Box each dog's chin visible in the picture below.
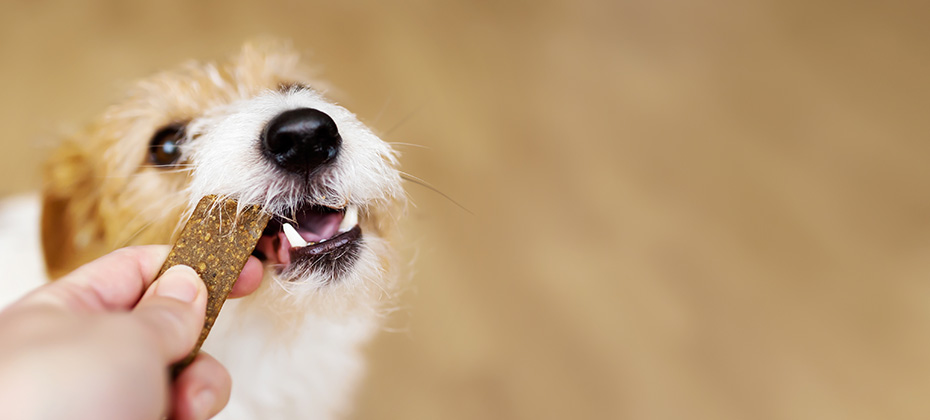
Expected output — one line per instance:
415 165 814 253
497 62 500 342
253 202 364 284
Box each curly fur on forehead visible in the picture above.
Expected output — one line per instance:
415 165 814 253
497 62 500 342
122 41 308 116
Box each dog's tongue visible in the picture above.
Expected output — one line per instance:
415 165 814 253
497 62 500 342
296 211 343 243
254 211 345 267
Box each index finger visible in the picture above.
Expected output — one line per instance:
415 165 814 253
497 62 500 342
50 245 171 310
27 245 262 312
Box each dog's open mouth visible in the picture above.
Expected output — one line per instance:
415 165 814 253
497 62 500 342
253 204 362 276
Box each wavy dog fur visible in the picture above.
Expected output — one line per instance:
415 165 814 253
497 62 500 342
36 41 405 419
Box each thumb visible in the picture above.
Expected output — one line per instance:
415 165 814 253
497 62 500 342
132 265 207 362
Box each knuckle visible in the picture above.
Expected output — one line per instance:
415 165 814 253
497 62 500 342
109 246 141 260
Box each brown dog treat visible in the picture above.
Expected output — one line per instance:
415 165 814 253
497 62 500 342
159 194 270 376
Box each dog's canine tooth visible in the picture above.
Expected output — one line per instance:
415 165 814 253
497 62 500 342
338 205 358 233
282 222 308 247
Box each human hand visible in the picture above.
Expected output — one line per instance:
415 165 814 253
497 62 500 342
0 245 264 420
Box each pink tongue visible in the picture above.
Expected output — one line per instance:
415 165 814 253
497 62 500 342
296 211 343 243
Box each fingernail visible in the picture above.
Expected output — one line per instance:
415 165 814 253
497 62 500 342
192 388 216 419
155 265 201 303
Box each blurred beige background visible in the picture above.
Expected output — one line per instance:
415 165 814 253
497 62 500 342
3 0 930 418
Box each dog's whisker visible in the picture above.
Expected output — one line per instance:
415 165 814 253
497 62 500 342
115 219 159 248
138 164 197 170
401 189 419 209
114 200 189 247
372 95 393 126
99 167 195 179
398 171 472 215
387 142 430 149
367 267 391 298
384 102 427 137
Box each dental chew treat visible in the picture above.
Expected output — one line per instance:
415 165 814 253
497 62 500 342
159 195 270 376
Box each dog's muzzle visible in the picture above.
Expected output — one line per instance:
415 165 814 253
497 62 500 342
253 107 362 281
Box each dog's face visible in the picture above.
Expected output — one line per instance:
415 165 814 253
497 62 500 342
42 42 403 313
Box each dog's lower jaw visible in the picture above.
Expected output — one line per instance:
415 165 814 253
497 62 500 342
205 293 380 420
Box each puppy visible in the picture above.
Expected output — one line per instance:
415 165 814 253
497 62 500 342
0 41 404 419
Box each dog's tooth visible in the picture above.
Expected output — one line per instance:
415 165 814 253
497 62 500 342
282 222 308 247
338 205 359 232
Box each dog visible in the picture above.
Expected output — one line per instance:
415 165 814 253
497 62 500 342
0 41 405 419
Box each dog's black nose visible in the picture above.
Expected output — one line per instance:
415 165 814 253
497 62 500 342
262 108 341 174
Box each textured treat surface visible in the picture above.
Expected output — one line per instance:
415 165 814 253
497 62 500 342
159 195 270 373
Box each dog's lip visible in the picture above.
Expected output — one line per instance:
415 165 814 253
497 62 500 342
252 204 361 269
290 225 361 257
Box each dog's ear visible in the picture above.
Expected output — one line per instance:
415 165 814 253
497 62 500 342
41 139 104 279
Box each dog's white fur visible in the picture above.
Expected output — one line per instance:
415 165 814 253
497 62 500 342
187 87 402 214
0 42 404 420
0 196 44 309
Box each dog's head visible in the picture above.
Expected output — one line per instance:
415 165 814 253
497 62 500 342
42 41 403 314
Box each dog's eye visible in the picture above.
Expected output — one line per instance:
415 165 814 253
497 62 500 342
149 125 185 166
